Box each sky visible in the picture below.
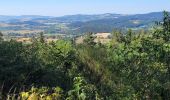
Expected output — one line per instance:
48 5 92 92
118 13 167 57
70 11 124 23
0 0 170 16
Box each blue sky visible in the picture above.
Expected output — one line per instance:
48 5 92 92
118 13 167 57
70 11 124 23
0 0 169 16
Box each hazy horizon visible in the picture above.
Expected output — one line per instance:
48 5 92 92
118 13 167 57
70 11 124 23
0 11 169 17
0 0 170 16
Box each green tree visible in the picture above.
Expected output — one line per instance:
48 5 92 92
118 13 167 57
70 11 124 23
39 32 45 43
83 32 96 46
0 31 3 41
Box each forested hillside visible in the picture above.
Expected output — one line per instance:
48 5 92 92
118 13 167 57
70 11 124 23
0 11 170 100
69 12 163 33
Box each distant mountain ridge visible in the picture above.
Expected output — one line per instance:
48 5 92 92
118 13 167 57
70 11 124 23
0 12 168 34
53 13 122 22
0 15 52 22
68 12 164 33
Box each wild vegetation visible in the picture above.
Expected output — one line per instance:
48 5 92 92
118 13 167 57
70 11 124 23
0 11 170 100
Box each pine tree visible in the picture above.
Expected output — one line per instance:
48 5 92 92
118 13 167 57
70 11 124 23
39 32 45 43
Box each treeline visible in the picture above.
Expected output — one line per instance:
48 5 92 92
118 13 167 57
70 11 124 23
0 11 170 100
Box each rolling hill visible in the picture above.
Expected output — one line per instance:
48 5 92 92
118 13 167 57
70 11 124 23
0 12 166 35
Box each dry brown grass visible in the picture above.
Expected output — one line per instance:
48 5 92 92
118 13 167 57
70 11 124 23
75 33 111 44
95 33 111 39
16 38 31 43
75 36 84 44
46 38 58 43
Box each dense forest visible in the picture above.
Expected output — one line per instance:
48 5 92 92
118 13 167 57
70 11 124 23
0 11 170 100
